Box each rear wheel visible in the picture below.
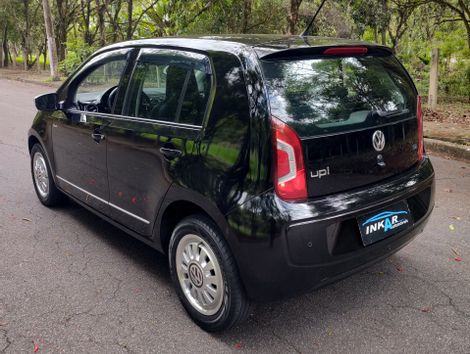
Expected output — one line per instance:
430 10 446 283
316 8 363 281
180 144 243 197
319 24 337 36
30 143 64 206
169 215 249 332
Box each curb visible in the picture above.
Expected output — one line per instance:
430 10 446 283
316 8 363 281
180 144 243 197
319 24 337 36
425 138 470 162
0 75 62 88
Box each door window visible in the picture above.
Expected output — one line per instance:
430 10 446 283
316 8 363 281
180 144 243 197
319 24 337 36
70 51 129 113
126 49 211 126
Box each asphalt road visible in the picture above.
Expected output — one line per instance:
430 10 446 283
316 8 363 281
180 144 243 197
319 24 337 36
0 79 469 354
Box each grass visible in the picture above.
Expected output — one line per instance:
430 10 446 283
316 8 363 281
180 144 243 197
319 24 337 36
14 54 50 67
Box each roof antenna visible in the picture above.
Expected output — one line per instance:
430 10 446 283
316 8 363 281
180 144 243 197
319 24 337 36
300 0 328 37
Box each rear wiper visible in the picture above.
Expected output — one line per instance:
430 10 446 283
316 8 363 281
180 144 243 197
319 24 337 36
370 109 410 118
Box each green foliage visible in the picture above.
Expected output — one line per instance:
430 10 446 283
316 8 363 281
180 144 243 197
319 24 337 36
58 37 99 75
1 0 468 99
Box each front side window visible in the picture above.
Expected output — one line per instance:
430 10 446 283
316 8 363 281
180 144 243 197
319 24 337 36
71 51 129 113
126 49 211 126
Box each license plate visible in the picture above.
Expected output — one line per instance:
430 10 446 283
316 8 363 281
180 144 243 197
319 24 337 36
357 201 412 246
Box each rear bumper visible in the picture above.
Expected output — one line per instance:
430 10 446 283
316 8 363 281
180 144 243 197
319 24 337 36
226 157 435 302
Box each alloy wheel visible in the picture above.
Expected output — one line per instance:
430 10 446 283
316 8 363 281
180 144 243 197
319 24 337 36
33 152 49 199
175 233 224 316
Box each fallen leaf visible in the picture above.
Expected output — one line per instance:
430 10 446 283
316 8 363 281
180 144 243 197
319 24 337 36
449 224 455 231
454 256 462 262
22 217 32 222
33 343 39 352
233 342 242 349
421 307 431 313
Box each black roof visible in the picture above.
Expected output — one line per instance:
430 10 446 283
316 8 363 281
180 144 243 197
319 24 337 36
97 34 392 58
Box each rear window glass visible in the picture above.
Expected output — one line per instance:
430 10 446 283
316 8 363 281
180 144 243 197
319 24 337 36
261 55 416 137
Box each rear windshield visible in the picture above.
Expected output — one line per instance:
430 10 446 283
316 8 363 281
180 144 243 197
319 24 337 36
261 55 416 137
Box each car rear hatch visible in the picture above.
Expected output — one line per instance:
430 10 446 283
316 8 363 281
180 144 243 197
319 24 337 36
259 45 421 198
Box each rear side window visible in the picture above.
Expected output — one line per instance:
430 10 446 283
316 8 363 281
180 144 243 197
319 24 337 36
125 48 212 126
261 55 416 136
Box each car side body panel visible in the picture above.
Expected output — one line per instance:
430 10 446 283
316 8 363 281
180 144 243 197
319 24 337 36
28 35 436 302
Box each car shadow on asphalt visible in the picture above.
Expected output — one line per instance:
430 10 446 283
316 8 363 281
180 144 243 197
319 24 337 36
57 197 407 346
58 198 172 284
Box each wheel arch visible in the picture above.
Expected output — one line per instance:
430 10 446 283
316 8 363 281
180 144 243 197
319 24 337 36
155 186 233 255
28 135 41 153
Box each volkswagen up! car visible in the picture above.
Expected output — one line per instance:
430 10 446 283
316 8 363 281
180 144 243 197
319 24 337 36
29 35 435 331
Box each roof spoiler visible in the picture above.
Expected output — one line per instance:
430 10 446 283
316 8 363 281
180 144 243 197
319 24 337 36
259 45 393 60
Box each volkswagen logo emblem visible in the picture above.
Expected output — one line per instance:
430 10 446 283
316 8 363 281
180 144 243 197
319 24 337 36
372 130 386 152
189 263 204 288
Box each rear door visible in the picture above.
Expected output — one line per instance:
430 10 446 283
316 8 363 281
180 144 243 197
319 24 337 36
261 50 419 197
52 49 132 213
106 48 212 235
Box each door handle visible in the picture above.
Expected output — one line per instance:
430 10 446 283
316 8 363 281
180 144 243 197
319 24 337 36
91 130 105 143
160 147 182 160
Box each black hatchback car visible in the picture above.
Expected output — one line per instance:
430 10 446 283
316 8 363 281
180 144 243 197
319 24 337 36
29 35 435 331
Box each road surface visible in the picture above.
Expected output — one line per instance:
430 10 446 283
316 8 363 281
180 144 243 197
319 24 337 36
0 79 469 353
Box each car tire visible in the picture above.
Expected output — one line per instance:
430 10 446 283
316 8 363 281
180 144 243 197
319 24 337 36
169 214 250 332
30 143 64 206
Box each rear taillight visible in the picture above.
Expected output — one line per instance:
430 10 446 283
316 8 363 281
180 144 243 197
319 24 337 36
417 96 424 160
271 116 307 201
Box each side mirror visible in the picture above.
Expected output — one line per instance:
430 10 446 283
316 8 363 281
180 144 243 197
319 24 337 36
35 93 58 111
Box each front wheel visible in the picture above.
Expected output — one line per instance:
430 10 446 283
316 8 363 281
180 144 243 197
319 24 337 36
30 143 64 206
169 215 250 332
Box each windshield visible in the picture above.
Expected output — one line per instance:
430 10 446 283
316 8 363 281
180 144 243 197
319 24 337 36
261 55 416 137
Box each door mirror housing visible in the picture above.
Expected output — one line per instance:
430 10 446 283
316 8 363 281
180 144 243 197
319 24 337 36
35 93 59 111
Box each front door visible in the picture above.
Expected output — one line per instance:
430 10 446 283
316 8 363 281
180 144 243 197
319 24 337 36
106 48 212 235
52 49 132 214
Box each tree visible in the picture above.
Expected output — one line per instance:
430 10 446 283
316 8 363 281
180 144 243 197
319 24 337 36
431 0 470 50
387 0 420 50
287 0 303 34
41 0 59 79
1 23 8 67
54 0 79 61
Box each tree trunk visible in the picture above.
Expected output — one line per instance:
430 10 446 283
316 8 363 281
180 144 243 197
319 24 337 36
380 0 388 45
96 0 106 46
287 0 302 35
1 24 7 67
428 48 439 111
11 46 18 67
82 0 94 46
43 37 47 70
242 0 252 33
22 47 28 70
54 0 68 62
462 13 470 51
37 50 42 71
22 0 30 70
41 0 60 80
381 29 386 45
127 0 133 39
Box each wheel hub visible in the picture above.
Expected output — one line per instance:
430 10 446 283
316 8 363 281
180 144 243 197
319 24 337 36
175 234 224 316
188 263 204 288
